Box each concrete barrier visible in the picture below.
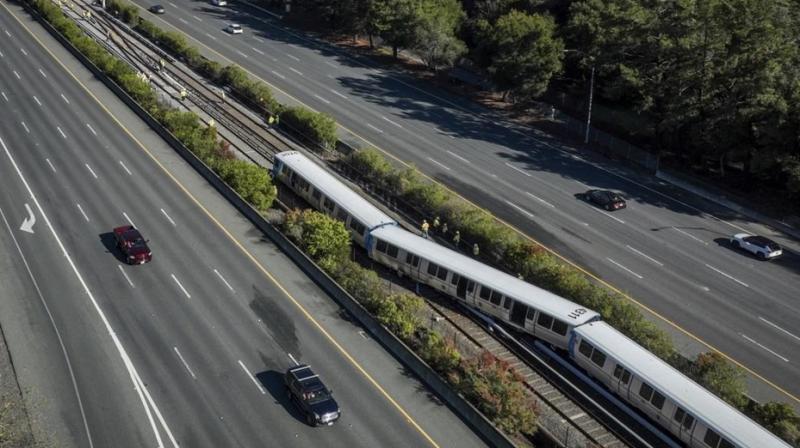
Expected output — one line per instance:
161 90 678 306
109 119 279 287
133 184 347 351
29 7 517 447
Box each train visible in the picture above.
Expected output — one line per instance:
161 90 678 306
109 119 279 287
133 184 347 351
272 151 789 448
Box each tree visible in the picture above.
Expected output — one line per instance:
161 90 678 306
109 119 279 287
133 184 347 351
748 402 800 445
413 0 467 70
688 352 747 408
285 209 351 262
486 10 564 101
380 0 420 58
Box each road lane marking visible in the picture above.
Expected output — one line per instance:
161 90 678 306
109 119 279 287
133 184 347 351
286 53 300 61
236 49 249 59
20 47 27 56
60 93 69 104
238 360 266 394
287 353 299 366
85 163 98 179
122 211 135 227
607 258 643 279
382 116 403 129
174 347 197 379
446 150 471 164
13 70 20 79
39 68 47 78
168 1 176 6
253 37 264 43
525 192 555 208
192 15 202 21
117 265 134 287
427 157 451 171
204 32 217 41
4 30 10 37
86 123 97 135
76 203 90 222
0 50 3 57
178 17 188 24
45 158 56 173
160 208 176 226
625 245 664 266
33 95 41 105
171 274 191 299
1 91 7 101
366 123 384 134
57 126 66 139
213 268 234 292
505 162 532 177
741 334 789 362
313 94 330 105
288 67 303 76
270 70 285 79
759 317 800 342
672 226 708 245
20 121 29 133
251 46 264 55
505 200 534 218
329 89 347 99
589 206 626 224
705 264 749 288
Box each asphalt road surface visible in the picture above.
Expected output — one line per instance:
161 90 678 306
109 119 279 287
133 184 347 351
0 4 488 447
121 0 800 405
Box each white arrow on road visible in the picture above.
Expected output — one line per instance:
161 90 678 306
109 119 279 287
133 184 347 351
20 203 35 233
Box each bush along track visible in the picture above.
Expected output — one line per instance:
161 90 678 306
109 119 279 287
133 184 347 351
43 0 800 443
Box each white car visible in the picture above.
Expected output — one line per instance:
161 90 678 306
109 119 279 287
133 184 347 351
730 233 782 259
225 24 243 34
211 0 226 5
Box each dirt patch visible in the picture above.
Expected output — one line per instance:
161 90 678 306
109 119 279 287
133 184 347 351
0 325 34 448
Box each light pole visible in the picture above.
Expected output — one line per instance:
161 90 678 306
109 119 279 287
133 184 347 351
564 49 596 145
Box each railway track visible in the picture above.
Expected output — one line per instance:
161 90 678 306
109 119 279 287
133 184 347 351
51 5 669 446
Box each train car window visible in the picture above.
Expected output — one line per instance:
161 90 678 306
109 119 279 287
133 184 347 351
552 319 568 335
387 244 399 258
590 349 606 367
479 286 491 300
349 219 365 235
682 414 695 430
427 262 439 276
288 169 295 181
323 196 334 210
376 240 388 253
621 370 631 384
578 340 594 358
502 297 512 310
451 273 460 285
526 307 537 321
639 383 654 401
406 253 420 267
537 313 554 329
718 439 734 448
490 290 503 306
467 280 475 292
336 208 348 222
703 429 721 447
650 391 665 410
436 267 448 281
613 364 623 379
311 188 322 200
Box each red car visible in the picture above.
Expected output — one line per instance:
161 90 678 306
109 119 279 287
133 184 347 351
113 225 152 264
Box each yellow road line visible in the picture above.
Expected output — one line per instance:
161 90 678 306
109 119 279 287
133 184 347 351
2 3 442 444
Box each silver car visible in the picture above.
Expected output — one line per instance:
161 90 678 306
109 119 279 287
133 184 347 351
730 233 782 259
225 24 243 34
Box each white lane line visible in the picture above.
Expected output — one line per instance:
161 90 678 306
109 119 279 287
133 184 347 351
122 212 135 227
741 334 789 362
366 123 384 134
505 200 534 218
117 265 134 287
313 94 330 105
324 61 336 68
704 264 749 288
85 164 99 179
192 15 202 21
168 1 177 7
0 50 3 57
505 162 532 177
45 158 56 173
118 160 132 175
4 30 11 37
381 116 403 129
60 93 70 104
86 123 97 136
446 150 471 164
607 258 644 279
20 122 29 133
160 208 176 226
759 317 800 342
625 245 664 266
287 353 300 366
238 360 266 394
251 47 264 55
20 48 27 56
39 68 47 78
286 53 300 62
288 67 303 76
672 227 708 245
13 70 20 80
1 92 7 102
270 57 278 63
178 17 188 24
171 274 191 299
525 192 555 208
329 89 347 99
589 207 625 224
76 203 90 222
236 50 249 59
427 157 451 171
270 70 285 80
204 32 217 41
33 95 41 106
174 347 197 379
253 37 265 43
213 269 234 292
57 127 67 139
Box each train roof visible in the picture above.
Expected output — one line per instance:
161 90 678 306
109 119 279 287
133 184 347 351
370 226 600 325
574 321 790 448
275 151 397 230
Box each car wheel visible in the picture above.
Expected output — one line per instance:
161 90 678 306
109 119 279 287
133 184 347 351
306 413 316 426
757 251 766 260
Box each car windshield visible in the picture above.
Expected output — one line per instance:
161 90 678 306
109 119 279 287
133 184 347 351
746 236 779 250
305 388 331 404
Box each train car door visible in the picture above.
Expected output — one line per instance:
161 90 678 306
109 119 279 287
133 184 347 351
456 276 468 299
510 301 528 326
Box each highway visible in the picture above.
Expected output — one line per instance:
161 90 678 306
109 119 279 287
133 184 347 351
120 0 800 404
0 4 488 447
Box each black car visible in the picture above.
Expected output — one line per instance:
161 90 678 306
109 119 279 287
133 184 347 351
581 189 627 211
148 4 165 13
285 364 340 426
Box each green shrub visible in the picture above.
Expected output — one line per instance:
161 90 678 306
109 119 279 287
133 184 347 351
210 159 277 211
418 329 461 372
280 106 338 150
748 402 800 446
375 294 423 340
283 209 350 261
688 352 747 408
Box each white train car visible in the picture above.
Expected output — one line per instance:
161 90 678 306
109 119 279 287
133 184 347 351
368 225 600 348
272 151 397 246
571 321 790 448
